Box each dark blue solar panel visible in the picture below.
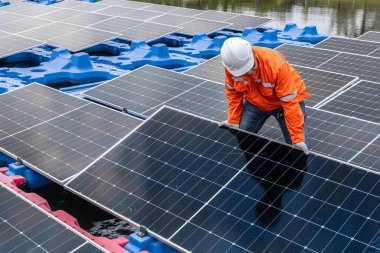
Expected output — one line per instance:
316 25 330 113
0 184 103 253
66 107 380 253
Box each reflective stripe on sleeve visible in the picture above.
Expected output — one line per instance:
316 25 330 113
280 91 298 102
262 82 275 87
231 77 244 81
225 82 235 90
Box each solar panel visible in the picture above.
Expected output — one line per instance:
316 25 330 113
164 81 228 122
94 6 135 17
65 106 269 251
82 65 206 117
46 28 119 52
0 17 50 34
64 12 112 27
15 5 60 17
1 1 32 12
317 53 380 83
90 17 141 33
166 7 205 17
0 35 43 60
319 80 380 123
0 12 27 25
314 36 380 55
293 65 358 107
369 48 380 58
118 0 152 9
122 9 163 21
66 106 380 253
0 83 142 183
177 18 231 35
357 31 380 43
277 44 340 68
19 22 83 41
193 10 238 22
185 55 227 83
0 30 10 38
64 2 108 13
141 4 179 13
260 107 380 166
38 8 86 21
0 184 106 253
74 243 106 253
119 22 181 42
350 135 380 172
225 14 273 31
149 14 194 26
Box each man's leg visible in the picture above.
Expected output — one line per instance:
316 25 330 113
239 100 271 133
275 101 308 145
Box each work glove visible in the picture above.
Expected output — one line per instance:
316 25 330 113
218 120 239 129
294 142 309 155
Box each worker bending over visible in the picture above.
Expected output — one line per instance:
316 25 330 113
219 38 311 155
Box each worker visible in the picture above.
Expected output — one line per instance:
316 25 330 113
219 38 311 155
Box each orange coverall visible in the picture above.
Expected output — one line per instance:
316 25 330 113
224 46 311 144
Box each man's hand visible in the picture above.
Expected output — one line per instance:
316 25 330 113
218 120 239 129
294 142 309 155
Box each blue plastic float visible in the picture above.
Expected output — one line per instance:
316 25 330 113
0 1 10 6
92 41 205 71
2 48 125 85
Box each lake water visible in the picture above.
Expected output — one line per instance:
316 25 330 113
136 0 380 37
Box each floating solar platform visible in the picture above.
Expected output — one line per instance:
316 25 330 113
317 53 380 83
64 12 111 27
0 183 106 253
166 7 205 17
357 31 380 43
314 36 380 55
14 4 60 17
82 65 206 117
0 83 142 184
119 22 181 42
38 8 87 22
185 55 225 84
319 80 380 123
122 9 163 21
66 106 380 253
141 3 178 13
260 107 380 168
46 28 119 52
277 44 340 68
94 6 135 17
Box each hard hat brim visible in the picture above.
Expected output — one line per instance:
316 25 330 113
226 55 255 77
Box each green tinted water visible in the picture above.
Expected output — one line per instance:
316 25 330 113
136 0 380 37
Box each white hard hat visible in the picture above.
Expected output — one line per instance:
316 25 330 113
220 38 254 77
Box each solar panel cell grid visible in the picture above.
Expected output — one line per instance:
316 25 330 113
351 135 380 171
120 22 181 42
193 10 238 22
314 37 380 55
90 17 141 33
358 31 380 43
0 17 51 34
0 184 104 253
317 53 380 83
320 80 380 123
122 9 163 21
185 55 225 83
177 19 231 35
277 44 340 68
19 22 83 41
225 15 273 31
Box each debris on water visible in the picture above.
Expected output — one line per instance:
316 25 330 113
88 218 137 238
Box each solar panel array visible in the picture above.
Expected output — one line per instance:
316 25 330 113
0 0 272 52
314 36 380 55
0 83 142 184
0 183 106 253
66 107 380 253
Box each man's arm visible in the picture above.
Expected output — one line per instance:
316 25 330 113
224 70 244 125
275 64 305 144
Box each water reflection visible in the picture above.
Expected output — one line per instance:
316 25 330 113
136 0 380 37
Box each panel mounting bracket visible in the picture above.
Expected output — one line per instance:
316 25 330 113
137 225 147 237
15 158 23 166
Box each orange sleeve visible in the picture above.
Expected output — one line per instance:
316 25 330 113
275 64 305 144
225 70 244 124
